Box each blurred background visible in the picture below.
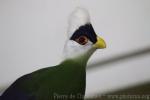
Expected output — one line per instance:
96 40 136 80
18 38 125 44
0 0 150 99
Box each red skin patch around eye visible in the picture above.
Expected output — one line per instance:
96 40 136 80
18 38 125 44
76 36 88 45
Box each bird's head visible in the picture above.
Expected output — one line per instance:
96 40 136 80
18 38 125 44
63 7 106 63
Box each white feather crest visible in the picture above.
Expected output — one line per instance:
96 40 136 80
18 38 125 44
67 7 91 38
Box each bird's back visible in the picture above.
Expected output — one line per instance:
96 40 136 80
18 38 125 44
1 60 86 100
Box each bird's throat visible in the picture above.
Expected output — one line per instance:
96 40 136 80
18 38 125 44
62 47 96 66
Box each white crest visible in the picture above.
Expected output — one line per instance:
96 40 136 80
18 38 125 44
67 7 91 38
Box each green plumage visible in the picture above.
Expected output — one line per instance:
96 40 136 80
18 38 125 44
9 59 86 100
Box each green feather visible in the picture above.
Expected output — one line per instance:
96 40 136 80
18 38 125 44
15 59 86 100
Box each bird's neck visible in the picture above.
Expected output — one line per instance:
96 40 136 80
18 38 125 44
61 48 96 66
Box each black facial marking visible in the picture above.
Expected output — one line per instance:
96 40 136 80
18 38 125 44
70 24 97 43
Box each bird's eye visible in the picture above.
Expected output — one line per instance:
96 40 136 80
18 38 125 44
75 36 88 45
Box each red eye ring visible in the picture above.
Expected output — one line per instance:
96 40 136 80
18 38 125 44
75 36 88 45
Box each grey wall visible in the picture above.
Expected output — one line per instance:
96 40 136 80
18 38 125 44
0 0 150 96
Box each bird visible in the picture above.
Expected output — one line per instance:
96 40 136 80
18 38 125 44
0 7 106 100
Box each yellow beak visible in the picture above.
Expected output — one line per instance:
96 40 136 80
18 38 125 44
93 37 106 49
